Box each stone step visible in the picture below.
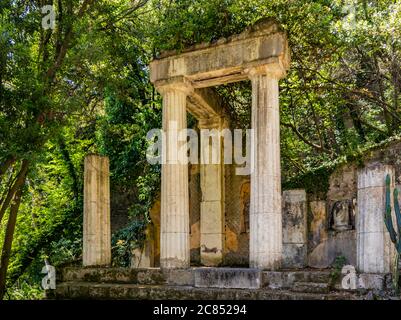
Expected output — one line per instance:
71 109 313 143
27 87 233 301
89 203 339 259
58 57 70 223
292 282 330 294
60 267 196 286
195 268 261 289
307 271 332 283
61 267 333 288
263 270 332 289
60 267 167 285
51 282 358 300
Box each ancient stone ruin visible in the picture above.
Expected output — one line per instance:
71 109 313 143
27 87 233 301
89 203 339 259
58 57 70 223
53 19 398 300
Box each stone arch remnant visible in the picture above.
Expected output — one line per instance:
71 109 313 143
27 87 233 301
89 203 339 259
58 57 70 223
149 18 290 270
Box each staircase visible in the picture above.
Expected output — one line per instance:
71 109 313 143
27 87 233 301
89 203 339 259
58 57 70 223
50 267 361 300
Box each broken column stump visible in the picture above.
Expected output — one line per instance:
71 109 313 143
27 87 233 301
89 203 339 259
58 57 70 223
83 155 111 267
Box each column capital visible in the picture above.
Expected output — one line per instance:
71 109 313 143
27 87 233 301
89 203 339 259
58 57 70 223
245 61 287 80
154 76 194 96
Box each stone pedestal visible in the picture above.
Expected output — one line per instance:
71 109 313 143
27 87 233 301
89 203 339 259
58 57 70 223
159 85 191 269
282 190 307 268
357 163 395 273
83 155 111 266
249 72 282 270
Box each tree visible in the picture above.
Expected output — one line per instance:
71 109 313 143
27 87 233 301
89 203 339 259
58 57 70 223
0 0 149 299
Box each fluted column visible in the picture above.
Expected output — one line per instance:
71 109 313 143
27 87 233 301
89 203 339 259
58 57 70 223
357 163 395 273
248 67 283 270
83 155 111 266
159 83 192 268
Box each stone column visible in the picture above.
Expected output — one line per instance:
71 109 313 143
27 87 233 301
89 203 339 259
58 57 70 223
199 117 225 266
282 190 307 268
248 67 283 270
83 155 111 266
159 82 192 268
357 163 395 273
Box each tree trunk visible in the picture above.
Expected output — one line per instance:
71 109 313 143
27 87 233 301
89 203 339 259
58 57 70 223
0 160 29 224
347 103 366 143
58 138 80 199
0 156 15 182
0 182 25 300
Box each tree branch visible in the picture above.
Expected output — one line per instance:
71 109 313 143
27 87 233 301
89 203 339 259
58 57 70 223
281 121 330 153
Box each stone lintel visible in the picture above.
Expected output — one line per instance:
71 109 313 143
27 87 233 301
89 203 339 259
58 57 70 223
150 19 290 88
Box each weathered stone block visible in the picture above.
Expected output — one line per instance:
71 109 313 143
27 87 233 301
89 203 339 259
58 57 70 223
262 271 294 289
308 230 356 268
358 273 385 290
200 165 222 201
194 268 261 289
283 244 307 269
282 190 307 268
165 269 195 286
200 202 223 234
309 201 328 249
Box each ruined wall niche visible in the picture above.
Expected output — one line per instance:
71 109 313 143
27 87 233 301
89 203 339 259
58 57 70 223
328 199 355 231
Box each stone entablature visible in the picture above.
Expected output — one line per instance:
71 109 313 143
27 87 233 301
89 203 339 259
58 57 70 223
150 18 290 89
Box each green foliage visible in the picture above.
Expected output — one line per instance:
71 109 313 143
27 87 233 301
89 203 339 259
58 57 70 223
111 220 148 267
4 281 44 301
329 255 348 285
283 164 337 197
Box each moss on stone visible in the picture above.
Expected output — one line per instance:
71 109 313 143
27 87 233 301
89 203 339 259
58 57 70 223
283 137 401 198
283 165 337 198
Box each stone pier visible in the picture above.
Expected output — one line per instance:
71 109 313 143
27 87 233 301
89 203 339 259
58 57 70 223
357 163 395 273
282 190 307 268
83 155 111 266
199 117 225 266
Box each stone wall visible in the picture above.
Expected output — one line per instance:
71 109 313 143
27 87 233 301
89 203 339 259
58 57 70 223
223 166 250 266
306 139 401 269
129 139 401 269
308 164 357 268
